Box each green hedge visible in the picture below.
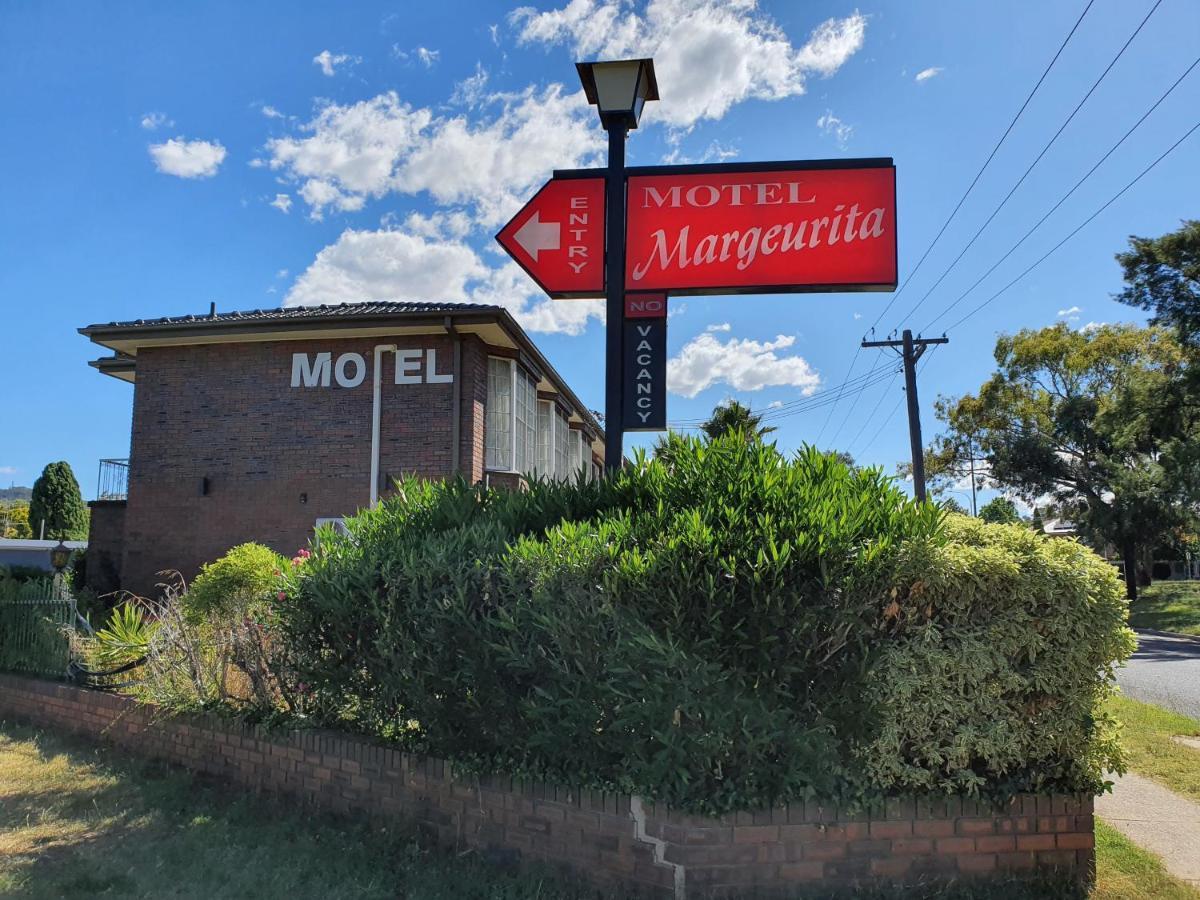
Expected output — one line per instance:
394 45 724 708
280 435 1132 814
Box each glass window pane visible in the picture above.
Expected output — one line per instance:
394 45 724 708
554 409 570 480
514 369 536 475
486 358 513 470
536 401 553 477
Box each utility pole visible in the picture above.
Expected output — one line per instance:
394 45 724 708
862 329 948 502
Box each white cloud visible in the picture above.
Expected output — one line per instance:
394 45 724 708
270 193 293 213
667 332 820 398
0 466 16 475
915 66 942 82
1057 305 1082 317
451 64 490 107
705 322 731 332
661 138 738 165
767 400 783 409
262 105 285 119
140 111 172 131
284 228 604 336
817 109 852 148
489 23 500 45
313 50 357 76
276 268 289 279
265 86 601 225
1081 321 1108 333
148 137 227 178
510 2 866 128
416 46 440 67
853 312 863 320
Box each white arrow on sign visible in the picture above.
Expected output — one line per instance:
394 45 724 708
513 212 560 261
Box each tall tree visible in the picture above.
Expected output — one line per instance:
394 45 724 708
28 461 88 540
922 323 1190 600
700 400 776 442
1116 220 1200 344
978 497 1021 525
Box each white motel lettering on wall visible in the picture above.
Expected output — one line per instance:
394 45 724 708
290 350 453 389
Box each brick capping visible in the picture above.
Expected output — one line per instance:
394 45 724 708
0 674 1095 899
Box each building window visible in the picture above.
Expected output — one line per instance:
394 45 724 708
488 356 540 474
554 408 570 480
536 400 554 478
514 367 537 475
486 358 513 470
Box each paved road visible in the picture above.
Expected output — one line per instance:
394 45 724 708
1117 630 1200 721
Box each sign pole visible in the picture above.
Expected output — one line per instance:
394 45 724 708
603 124 626 472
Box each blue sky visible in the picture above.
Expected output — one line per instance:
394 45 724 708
2 0 1198 507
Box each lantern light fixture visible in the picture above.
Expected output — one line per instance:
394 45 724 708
575 58 659 130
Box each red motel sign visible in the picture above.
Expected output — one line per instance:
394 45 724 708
624 162 896 295
495 176 606 299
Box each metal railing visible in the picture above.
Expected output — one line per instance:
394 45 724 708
0 577 75 677
97 458 129 501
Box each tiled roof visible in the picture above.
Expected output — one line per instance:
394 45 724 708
83 301 501 331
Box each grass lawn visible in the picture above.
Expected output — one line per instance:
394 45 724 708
1127 581 1200 635
1107 695 1200 803
1093 820 1200 900
0 721 594 900
3 720 1198 900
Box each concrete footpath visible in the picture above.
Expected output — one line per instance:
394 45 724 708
1095 771 1200 886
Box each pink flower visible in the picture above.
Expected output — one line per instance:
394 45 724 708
277 591 287 601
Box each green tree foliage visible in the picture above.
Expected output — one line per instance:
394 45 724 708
979 497 1021 525
699 399 776 441
1116 219 1200 345
1 501 31 538
27 462 88 541
184 542 286 623
280 436 1131 813
922 323 1189 599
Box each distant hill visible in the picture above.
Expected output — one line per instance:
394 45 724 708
0 486 32 502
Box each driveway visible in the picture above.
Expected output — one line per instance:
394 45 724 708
1116 630 1200 721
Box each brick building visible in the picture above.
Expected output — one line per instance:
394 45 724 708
81 302 603 596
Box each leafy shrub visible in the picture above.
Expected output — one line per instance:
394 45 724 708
274 436 1134 814
94 600 158 667
119 547 304 715
184 543 284 623
857 516 1134 796
283 438 949 812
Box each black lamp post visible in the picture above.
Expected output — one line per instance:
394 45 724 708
50 540 72 573
575 58 659 472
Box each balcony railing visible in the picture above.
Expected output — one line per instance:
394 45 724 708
96 459 129 501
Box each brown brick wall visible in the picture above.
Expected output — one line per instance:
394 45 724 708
120 334 484 595
0 674 1095 899
85 500 126 595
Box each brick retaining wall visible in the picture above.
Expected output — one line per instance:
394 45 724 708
0 674 1094 898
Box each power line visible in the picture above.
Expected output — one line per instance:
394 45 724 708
861 331 949 500
921 53 1200 331
667 361 900 429
865 0 1096 334
815 0 1095 445
941 117 1200 332
858 345 943 459
895 0 1164 329
669 360 898 424
846 370 900 454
